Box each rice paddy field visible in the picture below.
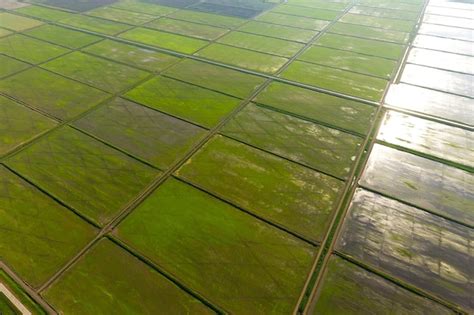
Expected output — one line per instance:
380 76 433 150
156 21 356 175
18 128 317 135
0 0 472 314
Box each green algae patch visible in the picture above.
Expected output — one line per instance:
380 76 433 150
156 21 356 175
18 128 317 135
316 33 405 60
281 61 388 102
256 12 329 30
360 144 474 227
0 55 29 79
217 31 304 58
0 270 46 314
222 104 363 179
147 18 228 40
271 5 339 20
238 21 316 43
125 76 241 128
119 27 209 54
299 46 397 79
84 39 180 72
87 6 156 25
42 52 150 93
43 239 213 315
378 110 474 169
74 98 206 169
0 34 69 64
337 189 473 312
311 256 453 314
164 59 265 99
0 96 57 156
116 178 316 313
24 24 101 49
0 68 109 120
196 43 288 74
176 135 344 241
0 166 96 288
255 82 376 135
340 13 416 32
329 22 410 44
5 127 159 226
169 9 245 28
60 15 132 35
14 5 74 21
0 12 43 31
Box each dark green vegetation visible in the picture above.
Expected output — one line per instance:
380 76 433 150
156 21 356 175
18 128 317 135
311 256 452 314
116 178 316 313
0 0 471 314
43 239 212 314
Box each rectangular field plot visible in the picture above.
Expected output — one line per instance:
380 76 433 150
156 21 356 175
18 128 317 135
256 12 329 30
116 178 316 313
337 189 473 312
119 27 209 54
28 0 118 12
163 59 265 99
238 21 317 43
221 104 363 179
59 15 132 35
0 55 29 79
0 34 69 64
125 76 241 127
5 127 159 226
299 46 398 79
74 98 206 169
316 33 405 60
281 61 388 102
83 39 180 72
217 31 304 58
385 83 474 126
0 68 109 120
110 1 177 15
196 43 288 74
0 166 96 288
310 256 452 314
328 22 410 44
86 6 156 25
270 5 340 20
0 96 57 156
43 239 212 314
42 52 150 93
0 12 43 31
286 0 349 11
378 110 474 169
254 82 376 135
24 24 102 49
349 5 420 20
146 18 229 40
168 9 245 28
360 144 474 227
176 135 344 241
339 14 416 32
14 5 74 21
401 64 474 98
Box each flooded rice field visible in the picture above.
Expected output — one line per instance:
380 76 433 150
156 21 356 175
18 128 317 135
0 0 472 314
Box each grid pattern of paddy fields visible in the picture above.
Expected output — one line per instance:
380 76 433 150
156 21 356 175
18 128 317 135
0 0 472 314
